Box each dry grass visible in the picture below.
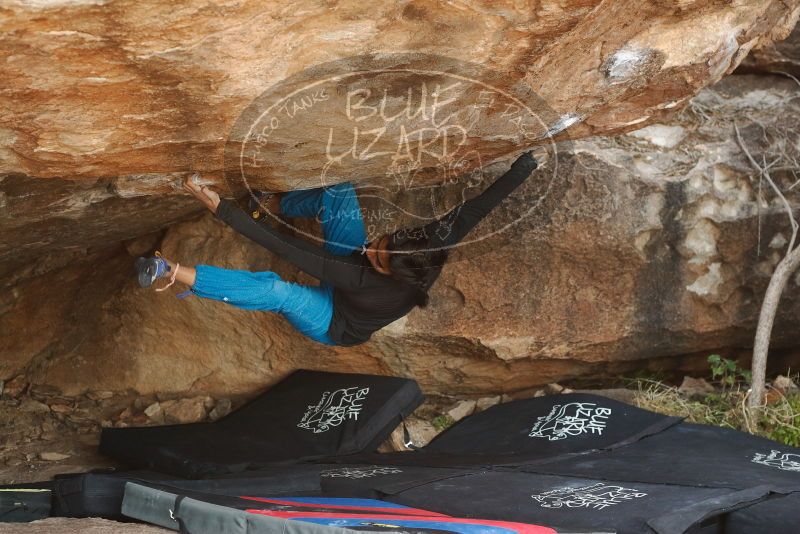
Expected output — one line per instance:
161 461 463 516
632 378 800 447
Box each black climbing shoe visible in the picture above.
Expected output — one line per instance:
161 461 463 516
135 256 170 288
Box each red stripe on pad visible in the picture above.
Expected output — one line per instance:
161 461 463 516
239 496 447 517
245 510 558 534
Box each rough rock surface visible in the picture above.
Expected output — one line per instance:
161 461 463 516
739 24 800 76
678 376 716 399
2 1 800 276
3 0 797 179
772 374 799 395
2 74 798 397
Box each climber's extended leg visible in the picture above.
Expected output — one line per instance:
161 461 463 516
135 255 335 345
190 264 335 344
164 259 196 286
280 183 367 255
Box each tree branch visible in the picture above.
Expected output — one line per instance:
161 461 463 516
735 121 798 250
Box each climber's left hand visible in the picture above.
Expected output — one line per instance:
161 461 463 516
183 174 220 213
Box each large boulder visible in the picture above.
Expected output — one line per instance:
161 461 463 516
4 0 797 180
738 23 800 76
2 74 798 396
2 1 799 276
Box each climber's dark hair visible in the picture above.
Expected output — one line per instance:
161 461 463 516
386 231 450 308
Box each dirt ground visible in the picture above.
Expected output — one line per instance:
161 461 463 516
0 385 226 532
0 518 168 533
0 391 123 485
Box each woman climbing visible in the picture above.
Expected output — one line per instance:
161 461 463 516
135 150 539 346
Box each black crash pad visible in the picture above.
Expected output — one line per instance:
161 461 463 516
100 370 422 477
319 393 680 468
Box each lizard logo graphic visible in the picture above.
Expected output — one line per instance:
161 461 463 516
752 450 800 472
529 402 612 441
297 386 370 434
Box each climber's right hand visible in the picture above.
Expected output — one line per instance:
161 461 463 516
511 150 538 172
183 174 221 213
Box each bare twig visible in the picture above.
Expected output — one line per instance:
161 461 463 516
734 121 800 410
735 122 798 250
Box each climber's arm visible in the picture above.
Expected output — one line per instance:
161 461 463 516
424 150 538 248
214 199 370 289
